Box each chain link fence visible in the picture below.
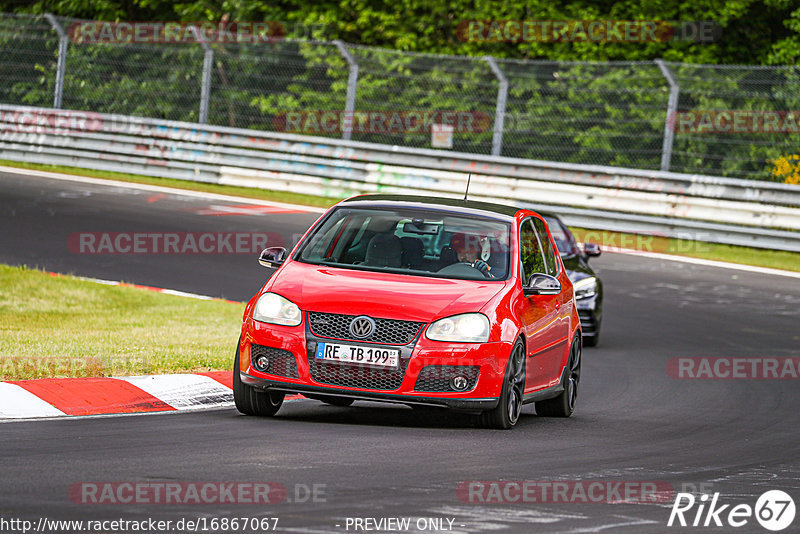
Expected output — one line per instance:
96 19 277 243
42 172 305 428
2 13 800 181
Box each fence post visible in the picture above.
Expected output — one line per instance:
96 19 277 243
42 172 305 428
189 25 213 124
43 13 68 109
334 40 359 141
655 59 679 172
484 56 508 157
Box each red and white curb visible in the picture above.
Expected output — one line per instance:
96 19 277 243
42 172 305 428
0 273 304 421
0 372 233 419
0 372 302 420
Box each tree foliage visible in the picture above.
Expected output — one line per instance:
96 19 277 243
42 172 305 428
3 0 800 64
2 1 800 181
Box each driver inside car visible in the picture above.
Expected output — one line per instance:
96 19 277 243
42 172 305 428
450 232 495 278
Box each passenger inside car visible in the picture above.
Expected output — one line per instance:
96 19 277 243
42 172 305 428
449 232 493 277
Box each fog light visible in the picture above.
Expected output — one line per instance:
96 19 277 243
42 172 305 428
255 356 270 372
450 375 469 391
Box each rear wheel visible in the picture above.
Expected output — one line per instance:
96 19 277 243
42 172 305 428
536 334 581 417
477 339 526 429
233 343 284 416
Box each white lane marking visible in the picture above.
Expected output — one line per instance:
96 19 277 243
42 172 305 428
157 288 214 300
119 374 232 410
0 165 325 213
607 249 800 279
66 274 235 303
557 515 659 533
0 382 65 418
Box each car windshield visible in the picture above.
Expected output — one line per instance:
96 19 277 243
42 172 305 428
544 217 580 257
296 206 511 280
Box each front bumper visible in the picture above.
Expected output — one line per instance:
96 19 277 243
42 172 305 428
240 316 511 410
241 373 499 410
576 294 601 338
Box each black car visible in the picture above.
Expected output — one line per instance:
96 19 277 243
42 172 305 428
541 213 604 347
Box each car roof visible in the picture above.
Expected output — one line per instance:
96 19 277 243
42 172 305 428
340 194 526 220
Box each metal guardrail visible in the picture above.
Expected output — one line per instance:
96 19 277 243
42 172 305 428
1 104 799 252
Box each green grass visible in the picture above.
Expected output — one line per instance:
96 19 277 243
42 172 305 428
2 159 798 272
0 265 243 380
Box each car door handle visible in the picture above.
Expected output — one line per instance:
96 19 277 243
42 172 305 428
554 301 561 310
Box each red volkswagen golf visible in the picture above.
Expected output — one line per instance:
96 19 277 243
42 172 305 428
234 195 581 429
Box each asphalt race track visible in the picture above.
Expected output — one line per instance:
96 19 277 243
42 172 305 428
1 169 799 533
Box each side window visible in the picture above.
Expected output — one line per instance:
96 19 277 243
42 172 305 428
533 217 559 276
304 216 346 261
520 219 546 285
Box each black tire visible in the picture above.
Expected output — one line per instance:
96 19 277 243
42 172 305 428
477 339 526 429
306 394 354 407
233 343 284 416
536 334 581 417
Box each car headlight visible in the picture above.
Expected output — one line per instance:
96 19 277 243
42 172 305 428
573 277 597 300
252 292 302 326
426 313 490 343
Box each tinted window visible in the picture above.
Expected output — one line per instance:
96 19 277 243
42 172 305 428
296 207 511 281
544 217 580 257
533 217 559 275
520 219 546 285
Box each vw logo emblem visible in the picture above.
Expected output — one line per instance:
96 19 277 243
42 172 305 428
349 316 376 339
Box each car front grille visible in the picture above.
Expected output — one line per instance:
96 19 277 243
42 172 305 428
306 350 408 391
250 344 299 378
308 312 424 345
414 365 480 392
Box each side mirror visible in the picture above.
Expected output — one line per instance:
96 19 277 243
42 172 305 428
524 273 561 296
258 247 287 268
583 242 601 258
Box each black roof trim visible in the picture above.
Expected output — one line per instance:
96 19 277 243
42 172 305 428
341 194 525 219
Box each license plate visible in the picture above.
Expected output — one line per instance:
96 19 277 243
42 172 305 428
315 342 399 368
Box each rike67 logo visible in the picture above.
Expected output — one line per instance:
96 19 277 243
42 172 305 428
668 490 796 531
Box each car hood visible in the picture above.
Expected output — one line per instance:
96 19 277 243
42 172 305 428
266 260 508 323
561 253 595 283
